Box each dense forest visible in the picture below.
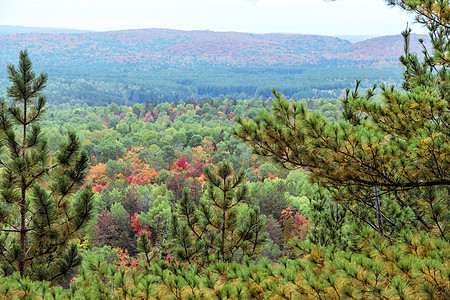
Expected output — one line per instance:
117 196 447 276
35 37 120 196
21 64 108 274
0 28 427 105
0 0 449 299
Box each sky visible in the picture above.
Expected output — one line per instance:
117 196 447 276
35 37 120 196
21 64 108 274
0 0 427 36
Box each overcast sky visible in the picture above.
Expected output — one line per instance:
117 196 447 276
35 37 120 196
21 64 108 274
0 0 427 36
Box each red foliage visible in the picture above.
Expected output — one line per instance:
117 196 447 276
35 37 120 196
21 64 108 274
130 259 138 269
123 150 159 185
68 275 77 287
280 207 310 242
131 212 151 238
127 174 151 185
152 108 159 119
175 156 188 171
187 162 204 179
92 184 107 193
171 152 208 184
164 253 179 267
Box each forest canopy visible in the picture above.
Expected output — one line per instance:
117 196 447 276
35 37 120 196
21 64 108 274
0 0 448 299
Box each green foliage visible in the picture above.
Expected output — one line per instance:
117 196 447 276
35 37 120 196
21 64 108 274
170 162 267 265
1 2 449 298
0 51 94 281
82 246 119 265
6 231 444 299
307 192 348 248
234 18 450 240
248 179 289 223
137 184 173 243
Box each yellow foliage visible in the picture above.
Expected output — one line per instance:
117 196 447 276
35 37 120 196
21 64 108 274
87 163 110 186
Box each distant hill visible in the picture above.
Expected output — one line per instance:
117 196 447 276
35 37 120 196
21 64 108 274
0 27 429 105
342 34 429 62
0 28 429 67
0 28 350 67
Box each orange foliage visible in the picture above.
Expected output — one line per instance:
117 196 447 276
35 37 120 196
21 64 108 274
114 247 131 268
87 163 110 186
280 207 310 243
92 184 107 193
127 168 158 185
123 148 159 185
113 247 141 273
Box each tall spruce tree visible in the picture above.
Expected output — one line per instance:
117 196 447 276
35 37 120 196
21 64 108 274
0 50 94 280
234 0 449 241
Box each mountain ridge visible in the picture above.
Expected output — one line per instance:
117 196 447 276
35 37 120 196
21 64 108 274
0 27 429 68
0 27 428 105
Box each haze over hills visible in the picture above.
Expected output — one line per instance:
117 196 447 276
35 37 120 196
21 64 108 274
0 27 429 105
332 35 379 43
0 25 91 35
0 27 428 67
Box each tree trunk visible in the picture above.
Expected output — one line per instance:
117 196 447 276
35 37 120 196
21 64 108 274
221 178 226 260
19 101 27 277
374 186 384 237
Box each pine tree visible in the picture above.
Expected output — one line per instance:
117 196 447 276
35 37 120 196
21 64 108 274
234 1 450 241
170 161 267 265
0 50 94 281
306 191 348 248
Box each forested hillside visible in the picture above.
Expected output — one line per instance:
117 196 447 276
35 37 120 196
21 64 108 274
0 28 427 105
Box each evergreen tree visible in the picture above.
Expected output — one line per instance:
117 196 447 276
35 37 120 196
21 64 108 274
170 161 267 265
234 1 450 241
307 191 348 248
0 50 94 280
